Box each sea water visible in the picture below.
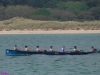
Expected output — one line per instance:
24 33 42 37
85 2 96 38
0 34 100 75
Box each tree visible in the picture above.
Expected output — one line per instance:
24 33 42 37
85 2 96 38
86 0 100 8
64 1 88 14
90 7 100 20
30 8 50 20
3 5 35 20
44 0 57 8
50 9 76 21
56 2 66 10
0 6 5 20
32 8 50 16
78 11 94 20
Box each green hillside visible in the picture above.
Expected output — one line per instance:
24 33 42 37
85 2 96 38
0 0 100 21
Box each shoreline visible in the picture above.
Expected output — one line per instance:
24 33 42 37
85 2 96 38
0 30 100 34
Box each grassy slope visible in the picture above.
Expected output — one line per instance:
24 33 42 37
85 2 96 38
0 17 100 31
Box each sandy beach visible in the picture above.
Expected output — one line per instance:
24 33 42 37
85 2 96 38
0 30 100 34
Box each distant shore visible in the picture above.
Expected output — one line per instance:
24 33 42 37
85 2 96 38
0 30 100 34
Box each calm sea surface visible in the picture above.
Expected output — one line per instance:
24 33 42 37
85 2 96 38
0 34 100 75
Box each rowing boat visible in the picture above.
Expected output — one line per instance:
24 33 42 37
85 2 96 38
6 49 44 56
6 49 98 56
45 51 95 55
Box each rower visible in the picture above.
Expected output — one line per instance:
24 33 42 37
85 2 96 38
73 46 78 52
14 45 18 50
36 46 41 52
25 45 29 51
61 46 65 52
50 46 54 52
91 46 97 52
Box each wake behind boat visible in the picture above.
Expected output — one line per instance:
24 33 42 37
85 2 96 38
6 49 99 56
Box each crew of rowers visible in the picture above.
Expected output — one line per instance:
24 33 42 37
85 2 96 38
14 45 97 52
